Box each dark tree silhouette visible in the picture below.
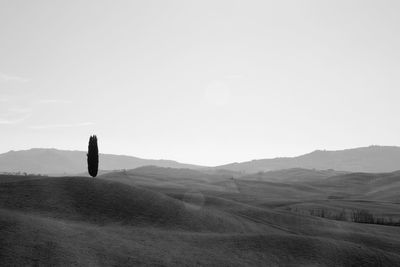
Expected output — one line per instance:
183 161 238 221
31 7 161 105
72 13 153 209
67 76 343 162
87 135 99 177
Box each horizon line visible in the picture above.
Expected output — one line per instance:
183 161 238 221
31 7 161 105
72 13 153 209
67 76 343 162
1 144 399 167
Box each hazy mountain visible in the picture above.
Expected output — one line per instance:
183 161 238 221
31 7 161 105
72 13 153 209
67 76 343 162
2 145 400 175
216 146 400 173
0 148 202 175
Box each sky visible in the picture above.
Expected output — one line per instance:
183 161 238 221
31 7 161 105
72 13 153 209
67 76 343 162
1 0 400 166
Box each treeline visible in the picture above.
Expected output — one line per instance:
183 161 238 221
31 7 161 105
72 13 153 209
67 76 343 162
289 207 400 227
350 209 400 226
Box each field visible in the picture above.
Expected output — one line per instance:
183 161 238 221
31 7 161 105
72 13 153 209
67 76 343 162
1 167 400 266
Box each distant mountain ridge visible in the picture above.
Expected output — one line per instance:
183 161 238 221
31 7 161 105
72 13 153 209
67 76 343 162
0 148 202 174
216 146 400 173
1 145 400 175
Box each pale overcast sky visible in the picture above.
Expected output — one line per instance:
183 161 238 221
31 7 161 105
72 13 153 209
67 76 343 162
1 0 399 166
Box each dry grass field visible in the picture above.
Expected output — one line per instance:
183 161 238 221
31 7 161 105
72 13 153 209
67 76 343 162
1 168 400 266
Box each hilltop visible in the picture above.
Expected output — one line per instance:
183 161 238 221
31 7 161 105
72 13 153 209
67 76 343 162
0 148 202 175
2 145 400 175
239 168 347 182
217 146 400 173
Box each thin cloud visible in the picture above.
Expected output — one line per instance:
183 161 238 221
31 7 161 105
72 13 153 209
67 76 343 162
0 118 26 124
0 106 32 124
38 99 73 104
29 122 94 129
0 72 29 83
8 107 31 113
0 113 31 125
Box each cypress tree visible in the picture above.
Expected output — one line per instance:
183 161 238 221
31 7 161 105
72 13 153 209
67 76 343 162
87 135 99 177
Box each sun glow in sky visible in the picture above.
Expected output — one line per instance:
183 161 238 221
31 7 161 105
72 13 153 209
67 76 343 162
1 0 400 166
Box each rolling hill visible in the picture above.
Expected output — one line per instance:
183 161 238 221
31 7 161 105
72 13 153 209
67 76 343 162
304 170 400 203
1 174 400 266
217 145 400 173
238 168 347 182
98 166 238 192
0 177 254 232
2 145 400 175
0 148 202 175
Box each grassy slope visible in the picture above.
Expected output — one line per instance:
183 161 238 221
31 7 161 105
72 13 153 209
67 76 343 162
99 166 235 192
1 173 400 266
239 168 347 182
2 209 400 267
0 177 256 233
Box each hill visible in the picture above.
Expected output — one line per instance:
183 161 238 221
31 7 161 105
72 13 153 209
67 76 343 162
304 171 400 203
3 145 400 175
217 145 400 173
0 177 256 232
1 174 400 266
239 168 347 182
98 165 238 192
0 148 202 175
